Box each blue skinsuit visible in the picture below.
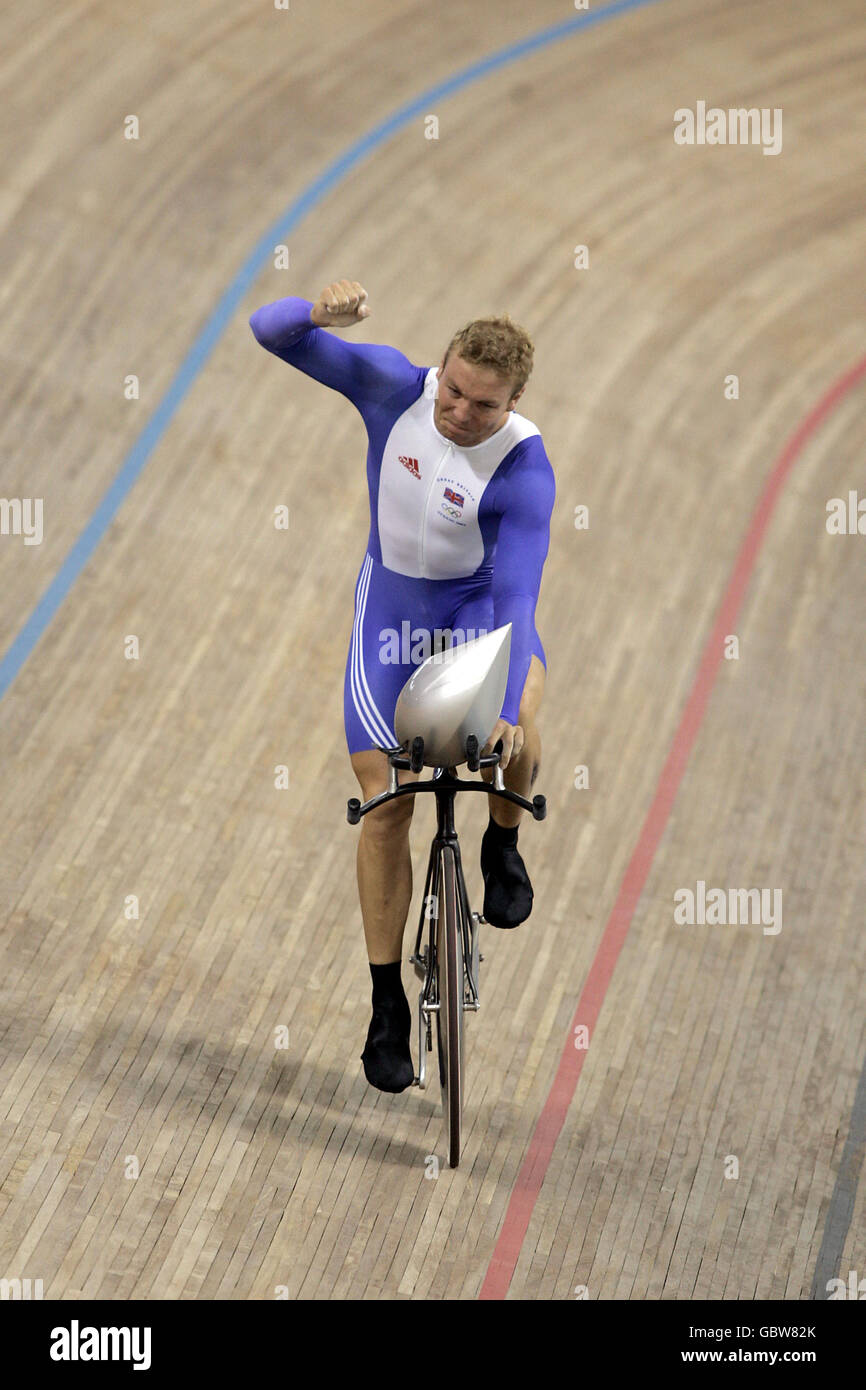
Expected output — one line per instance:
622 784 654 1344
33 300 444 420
249 297 555 751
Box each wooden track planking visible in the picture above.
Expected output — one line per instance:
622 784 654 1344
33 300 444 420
0 0 864 1300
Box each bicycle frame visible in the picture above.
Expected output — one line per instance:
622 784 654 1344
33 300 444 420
347 735 546 1158
408 767 483 1091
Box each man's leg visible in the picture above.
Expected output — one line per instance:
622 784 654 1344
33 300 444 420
351 748 420 1092
351 749 419 963
479 654 545 926
482 653 545 824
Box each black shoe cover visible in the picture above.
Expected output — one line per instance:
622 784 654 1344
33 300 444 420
481 834 534 929
361 994 414 1092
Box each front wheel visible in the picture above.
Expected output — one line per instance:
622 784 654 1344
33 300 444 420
435 846 464 1167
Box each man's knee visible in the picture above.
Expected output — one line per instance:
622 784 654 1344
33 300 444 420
363 793 415 839
513 705 541 783
351 750 416 836
511 739 540 785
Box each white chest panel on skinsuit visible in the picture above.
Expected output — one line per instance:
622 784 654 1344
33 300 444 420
377 368 540 580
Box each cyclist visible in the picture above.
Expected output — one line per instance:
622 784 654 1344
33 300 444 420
250 280 555 1093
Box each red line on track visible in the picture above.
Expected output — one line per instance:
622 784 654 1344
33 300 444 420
479 354 866 1300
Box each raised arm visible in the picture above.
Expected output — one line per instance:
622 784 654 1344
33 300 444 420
249 279 421 409
489 438 556 728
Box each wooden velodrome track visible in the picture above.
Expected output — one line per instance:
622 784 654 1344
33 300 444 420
1 0 864 1302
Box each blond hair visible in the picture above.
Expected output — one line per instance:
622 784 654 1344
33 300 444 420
443 314 534 397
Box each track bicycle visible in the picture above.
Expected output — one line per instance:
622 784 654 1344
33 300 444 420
347 733 546 1167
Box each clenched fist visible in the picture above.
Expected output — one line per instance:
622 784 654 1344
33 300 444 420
310 279 371 328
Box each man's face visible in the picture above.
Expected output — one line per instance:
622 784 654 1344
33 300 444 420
434 353 523 447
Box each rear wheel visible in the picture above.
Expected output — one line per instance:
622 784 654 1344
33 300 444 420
435 846 464 1168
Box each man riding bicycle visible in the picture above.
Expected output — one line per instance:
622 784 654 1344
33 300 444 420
250 280 555 1094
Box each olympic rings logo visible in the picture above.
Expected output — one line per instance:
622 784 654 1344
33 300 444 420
441 505 463 519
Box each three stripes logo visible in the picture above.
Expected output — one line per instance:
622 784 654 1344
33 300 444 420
399 455 421 478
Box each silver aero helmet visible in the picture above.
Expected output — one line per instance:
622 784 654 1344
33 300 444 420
393 624 512 768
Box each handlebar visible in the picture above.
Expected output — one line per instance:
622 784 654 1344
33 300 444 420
346 734 547 825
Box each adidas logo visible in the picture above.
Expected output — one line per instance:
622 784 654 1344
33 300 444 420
399 455 421 478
